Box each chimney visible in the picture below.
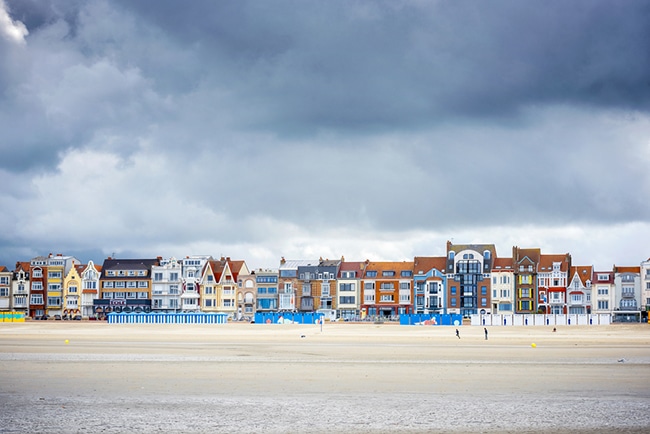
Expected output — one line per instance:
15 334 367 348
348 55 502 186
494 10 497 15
281 257 286 265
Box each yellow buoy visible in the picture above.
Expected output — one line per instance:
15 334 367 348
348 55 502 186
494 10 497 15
64 339 69 344
531 343 536 348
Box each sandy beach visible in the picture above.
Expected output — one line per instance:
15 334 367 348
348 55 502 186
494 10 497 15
1 321 649 433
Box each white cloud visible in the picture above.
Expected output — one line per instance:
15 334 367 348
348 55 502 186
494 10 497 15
0 0 27 45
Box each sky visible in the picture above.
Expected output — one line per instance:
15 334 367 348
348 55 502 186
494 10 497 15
1 0 649 271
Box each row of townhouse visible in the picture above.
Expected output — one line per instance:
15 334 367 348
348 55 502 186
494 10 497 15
1 242 649 321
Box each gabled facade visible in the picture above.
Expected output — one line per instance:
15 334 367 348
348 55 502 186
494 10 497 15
80 261 101 317
361 261 414 319
11 262 30 314
512 247 540 314
567 265 592 314
229 259 252 319
537 253 571 314
446 242 495 316
0 266 11 311
96 257 160 317
592 270 615 314
62 264 83 318
613 265 641 319
151 257 182 312
201 257 240 317
491 257 515 315
337 259 366 320
413 256 447 315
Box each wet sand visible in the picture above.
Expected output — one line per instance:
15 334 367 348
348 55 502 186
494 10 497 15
1 322 649 433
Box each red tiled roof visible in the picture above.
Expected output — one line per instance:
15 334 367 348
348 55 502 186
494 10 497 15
492 257 514 270
413 256 446 274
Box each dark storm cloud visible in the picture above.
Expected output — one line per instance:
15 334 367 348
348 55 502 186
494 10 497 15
109 0 650 134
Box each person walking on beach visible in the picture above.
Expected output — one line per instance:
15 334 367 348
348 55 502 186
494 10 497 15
456 329 460 339
484 327 488 340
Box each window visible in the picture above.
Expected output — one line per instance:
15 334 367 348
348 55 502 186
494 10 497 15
364 294 375 303
400 282 411 290
169 299 178 308
154 273 163 281
257 275 278 284
205 286 213 294
66 298 78 308
481 286 487 296
127 281 137 288
224 300 232 307
366 271 377 277
31 294 43 304
499 303 512 312
339 296 355 304
32 282 43 290
47 297 61 306
170 272 179 281
451 286 457 296
401 271 413 277
68 286 78 293
380 294 394 302
257 298 278 309
451 298 456 307
481 298 487 306
48 284 61 291
364 282 375 290
302 284 311 296
205 299 213 307
520 300 531 310
399 293 410 302
340 283 355 292
597 300 609 309
84 281 97 290
169 285 179 295
0 288 8 296
32 269 43 278
380 283 394 290
48 271 62 279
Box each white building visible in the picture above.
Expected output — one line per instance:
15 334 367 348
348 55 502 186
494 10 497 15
151 257 182 312
180 255 212 312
